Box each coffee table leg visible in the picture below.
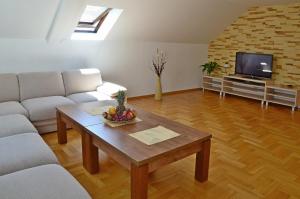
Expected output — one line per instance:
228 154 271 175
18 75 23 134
57 111 67 144
195 139 211 182
82 131 99 174
131 164 149 199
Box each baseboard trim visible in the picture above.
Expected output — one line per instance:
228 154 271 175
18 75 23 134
128 88 201 100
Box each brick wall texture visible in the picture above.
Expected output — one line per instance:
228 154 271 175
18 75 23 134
208 3 300 86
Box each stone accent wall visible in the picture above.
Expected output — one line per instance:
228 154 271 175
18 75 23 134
208 3 300 86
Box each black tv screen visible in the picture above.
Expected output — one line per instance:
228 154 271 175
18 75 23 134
235 52 273 79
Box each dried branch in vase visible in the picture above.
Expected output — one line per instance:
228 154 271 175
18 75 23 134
152 48 167 77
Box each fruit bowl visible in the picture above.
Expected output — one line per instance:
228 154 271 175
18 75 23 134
102 106 136 123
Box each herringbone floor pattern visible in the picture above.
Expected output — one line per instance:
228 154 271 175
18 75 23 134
42 90 300 199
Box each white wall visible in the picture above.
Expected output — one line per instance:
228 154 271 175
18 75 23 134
89 41 208 97
0 39 97 73
0 39 207 97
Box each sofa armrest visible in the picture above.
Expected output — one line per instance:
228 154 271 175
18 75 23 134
97 81 127 97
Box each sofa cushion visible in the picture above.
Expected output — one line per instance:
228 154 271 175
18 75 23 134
22 96 75 122
67 91 113 103
18 71 65 101
62 68 102 96
0 101 28 117
0 133 58 176
0 164 91 199
0 114 37 138
0 73 20 103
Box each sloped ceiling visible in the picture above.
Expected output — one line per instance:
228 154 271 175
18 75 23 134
0 0 60 39
0 0 298 43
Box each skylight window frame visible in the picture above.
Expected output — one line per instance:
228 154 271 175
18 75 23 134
75 8 112 34
71 6 123 41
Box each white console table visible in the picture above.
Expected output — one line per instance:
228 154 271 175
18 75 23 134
202 75 300 111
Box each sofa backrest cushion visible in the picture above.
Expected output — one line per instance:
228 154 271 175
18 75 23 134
0 73 20 102
62 68 103 96
18 72 65 101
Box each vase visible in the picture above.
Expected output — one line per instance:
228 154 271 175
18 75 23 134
155 76 162 101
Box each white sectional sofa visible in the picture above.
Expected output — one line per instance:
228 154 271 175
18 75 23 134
0 68 126 198
0 114 91 199
0 68 126 133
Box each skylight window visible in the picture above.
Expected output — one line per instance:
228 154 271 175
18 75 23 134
80 6 107 23
71 5 122 41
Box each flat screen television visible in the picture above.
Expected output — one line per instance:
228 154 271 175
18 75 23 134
235 52 273 79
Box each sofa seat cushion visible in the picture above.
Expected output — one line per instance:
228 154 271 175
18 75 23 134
0 114 37 138
0 101 28 117
0 133 58 175
22 96 75 122
0 164 91 199
67 91 114 103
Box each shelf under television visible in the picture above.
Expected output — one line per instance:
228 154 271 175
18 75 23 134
223 88 264 101
265 84 299 111
266 98 295 107
203 85 222 92
223 80 265 90
203 81 222 87
203 76 222 80
266 93 295 101
223 75 267 85
203 83 222 92
202 76 222 93
222 75 266 103
203 82 222 86
223 83 264 93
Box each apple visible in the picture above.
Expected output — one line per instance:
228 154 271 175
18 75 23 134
126 111 134 120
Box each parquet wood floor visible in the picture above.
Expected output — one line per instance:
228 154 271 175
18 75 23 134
42 90 300 199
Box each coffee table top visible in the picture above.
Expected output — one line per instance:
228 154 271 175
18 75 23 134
57 101 117 127
57 102 212 165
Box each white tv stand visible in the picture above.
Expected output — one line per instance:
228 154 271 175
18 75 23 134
222 75 266 106
202 75 300 111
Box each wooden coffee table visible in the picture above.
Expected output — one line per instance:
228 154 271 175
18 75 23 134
56 102 212 199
